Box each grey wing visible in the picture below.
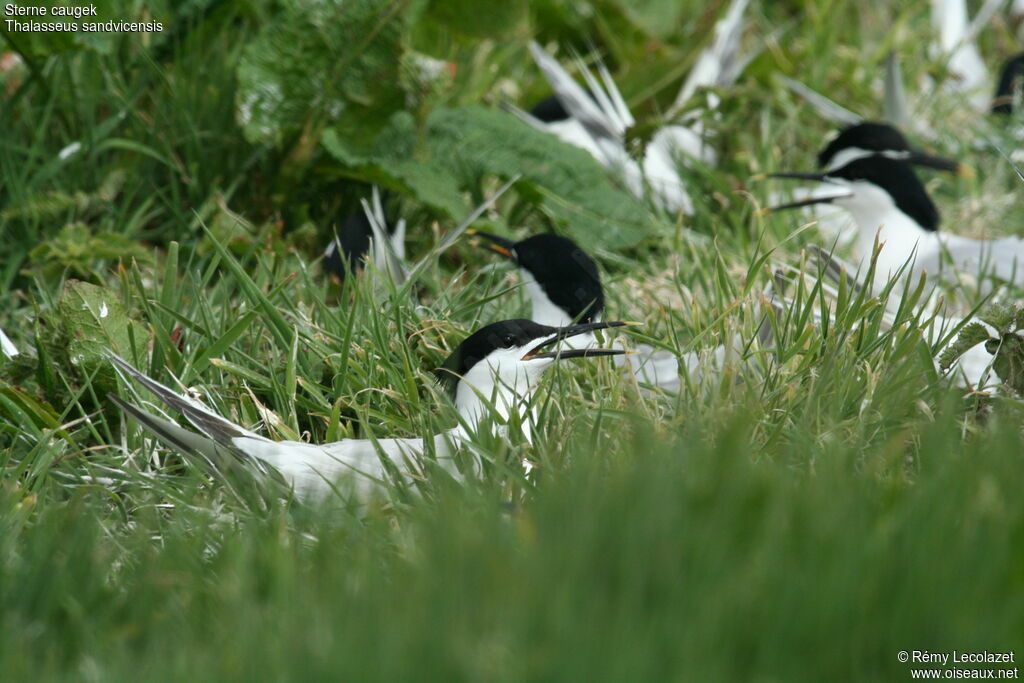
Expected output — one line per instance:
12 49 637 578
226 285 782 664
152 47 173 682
615 343 681 393
240 432 469 501
110 393 232 469
361 189 408 287
235 437 398 501
883 51 912 133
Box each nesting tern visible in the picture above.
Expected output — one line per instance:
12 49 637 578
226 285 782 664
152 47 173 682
469 231 771 392
769 154 1023 292
774 121 967 247
110 318 630 501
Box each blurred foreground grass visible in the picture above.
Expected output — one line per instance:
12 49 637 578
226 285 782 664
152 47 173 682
2 416 1022 680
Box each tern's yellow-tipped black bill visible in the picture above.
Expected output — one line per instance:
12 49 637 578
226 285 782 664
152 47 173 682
470 230 517 260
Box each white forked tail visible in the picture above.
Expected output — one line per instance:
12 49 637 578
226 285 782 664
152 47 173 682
527 42 695 213
669 0 752 117
527 42 626 145
363 186 409 288
0 328 18 358
109 355 465 502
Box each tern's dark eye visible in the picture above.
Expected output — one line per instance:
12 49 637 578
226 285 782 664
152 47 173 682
502 334 515 346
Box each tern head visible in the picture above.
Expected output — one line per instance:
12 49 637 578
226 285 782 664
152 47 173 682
530 94 571 123
470 231 604 327
817 121 966 176
992 53 1024 115
434 318 628 428
324 211 373 283
770 155 940 234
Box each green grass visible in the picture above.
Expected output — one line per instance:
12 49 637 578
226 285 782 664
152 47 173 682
2 0 1024 679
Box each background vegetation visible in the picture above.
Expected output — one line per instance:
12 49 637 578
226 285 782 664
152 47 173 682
1 0 1023 679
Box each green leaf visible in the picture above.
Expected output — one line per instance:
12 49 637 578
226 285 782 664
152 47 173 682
323 113 467 219
615 0 689 39
236 0 407 145
938 322 991 373
187 310 260 380
0 385 61 432
977 302 1021 335
323 105 658 248
989 334 1024 397
54 281 136 392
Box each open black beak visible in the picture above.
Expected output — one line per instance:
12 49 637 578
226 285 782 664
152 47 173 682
769 171 831 183
764 172 852 213
522 321 638 360
468 229 517 260
906 149 972 178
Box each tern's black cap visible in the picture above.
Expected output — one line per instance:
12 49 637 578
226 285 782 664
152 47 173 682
434 319 556 399
817 122 913 169
324 211 373 282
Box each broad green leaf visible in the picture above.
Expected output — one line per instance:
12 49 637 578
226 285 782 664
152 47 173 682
323 114 467 220
938 321 990 372
616 0 689 39
977 301 1022 333
57 281 134 364
323 105 658 248
47 281 138 397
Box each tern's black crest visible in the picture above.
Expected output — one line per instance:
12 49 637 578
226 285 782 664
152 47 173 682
817 121 912 168
530 94 571 123
513 234 604 323
323 195 395 282
324 211 373 283
829 157 940 232
434 319 556 399
993 53 1024 115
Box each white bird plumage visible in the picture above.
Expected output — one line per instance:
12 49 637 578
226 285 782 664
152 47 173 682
806 246 998 390
111 319 629 501
773 155 1024 294
110 354 462 501
0 328 17 358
